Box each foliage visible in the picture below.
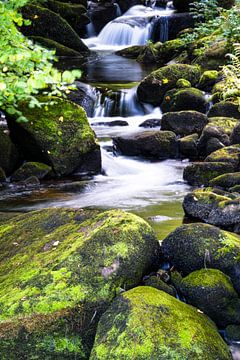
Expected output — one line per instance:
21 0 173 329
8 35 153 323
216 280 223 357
0 1 81 122
222 43 240 103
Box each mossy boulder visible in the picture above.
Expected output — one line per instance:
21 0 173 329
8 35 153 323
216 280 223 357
7 97 101 177
210 172 240 190
208 117 239 136
90 286 231 360
30 36 82 57
183 162 234 186
47 0 89 34
179 133 199 159
11 162 51 182
162 222 240 292
113 131 178 159
159 39 187 63
231 122 240 144
161 111 208 136
0 128 21 176
205 145 240 170
0 208 160 359
176 78 192 88
195 40 228 70
208 101 240 120
183 187 240 229
143 275 176 296
161 87 207 113
226 325 240 342
198 70 219 91
21 4 89 53
197 124 230 158
137 64 201 105
116 45 145 59
180 269 240 327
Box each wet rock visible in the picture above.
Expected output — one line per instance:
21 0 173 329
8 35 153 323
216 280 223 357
137 64 201 105
30 36 83 57
16 175 41 188
183 162 234 186
198 70 219 91
161 111 208 136
210 172 240 190
161 88 207 114
88 1 119 33
180 268 240 327
11 162 51 182
231 122 240 144
208 101 240 119
0 208 160 359
226 325 240 343
205 145 240 170
0 128 21 176
143 275 176 296
162 222 240 293
139 118 161 128
68 82 97 117
197 124 230 158
179 133 199 159
208 117 239 136
183 187 240 229
90 286 231 360
94 120 128 127
113 130 178 159
7 97 101 177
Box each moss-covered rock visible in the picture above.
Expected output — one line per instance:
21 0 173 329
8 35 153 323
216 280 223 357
179 133 199 159
208 101 240 119
208 117 238 136
90 286 231 360
210 172 240 190
0 128 21 176
158 38 187 63
231 122 240 144
143 275 176 296
113 131 178 159
198 70 219 91
161 111 208 136
161 87 207 113
176 78 192 88
183 187 240 229
197 124 230 158
116 45 145 59
11 162 51 182
195 40 228 70
21 4 89 53
180 269 240 327
205 145 240 170
7 97 101 177
30 36 82 57
137 64 201 105
0 208 160 359
183 161 234 186
226 325 240 342
162 222 240 292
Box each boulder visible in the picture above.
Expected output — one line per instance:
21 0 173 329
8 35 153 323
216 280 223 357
180 269 240 327
183 162 234 186
179 133 199 159
0 128 21 175
195 40 228 70
137 64 201 105
183 187 240 229
0 208 160 359
21 4 89 53
205 145 240 170
113 131 178 159
161 88 207 113
198 70 219 91
161 111 208 136
210 172 240 190
231 122 240 144
90 287 231 360
162 222 240 292
143 275 176 296
197 124 230 158
208 117 239 136
208 101 240 120
7 97 101 177
139 118 161 128
11 162 52 182
88 1 119 33
226 325 240 342
30 36 82 57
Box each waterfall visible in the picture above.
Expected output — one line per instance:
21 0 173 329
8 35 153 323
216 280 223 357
159 16 169 42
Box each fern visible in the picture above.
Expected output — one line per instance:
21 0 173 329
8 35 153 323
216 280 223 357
222 43 240 103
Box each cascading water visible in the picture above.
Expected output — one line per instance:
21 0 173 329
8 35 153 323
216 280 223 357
159 16 169 42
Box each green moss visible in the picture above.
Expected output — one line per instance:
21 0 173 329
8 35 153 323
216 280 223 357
176 78 191 88
90 287 231 359
11 162 51 181
198 70 219 89
205 145 240 169
30 36 82 57
208 117 238 135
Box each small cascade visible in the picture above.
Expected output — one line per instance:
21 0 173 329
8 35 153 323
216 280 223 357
159 15 169 42
86 22 96 38
115 3 122 17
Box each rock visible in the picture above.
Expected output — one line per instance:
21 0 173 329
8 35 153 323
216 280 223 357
183 162 234 186
205 145 240 170
231 122 240 144
226 325 240 342
210 172 240 190
7 97 101 177
197 124 230 158
162 222 240 292
143 275 176 296
94 120 128 127
158 39 187 63
180 269 240 327
116 45 144 59
0 128 21 176
161 88 207 113
179 133 199 159
139 118 161 128
90 286 231 360
161 111 208 136
137 64 201 105
88 1 119 33
21 4 89 53
68 81 97 117
11 162 52 182
198 70 219 91
176 78 192 88
0 167 6 182
183 187 240 229
0 208 160 359
113 131 178 159
196 40 228 70
16 175 41 188
208 117 239 136
30 36 82 57
208 101 240 119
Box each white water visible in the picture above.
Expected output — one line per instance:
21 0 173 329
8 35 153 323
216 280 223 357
84 5 174 51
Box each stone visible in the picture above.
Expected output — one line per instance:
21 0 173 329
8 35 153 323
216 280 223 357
161 88 207 113
11 162 51 182
161 111 208 136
